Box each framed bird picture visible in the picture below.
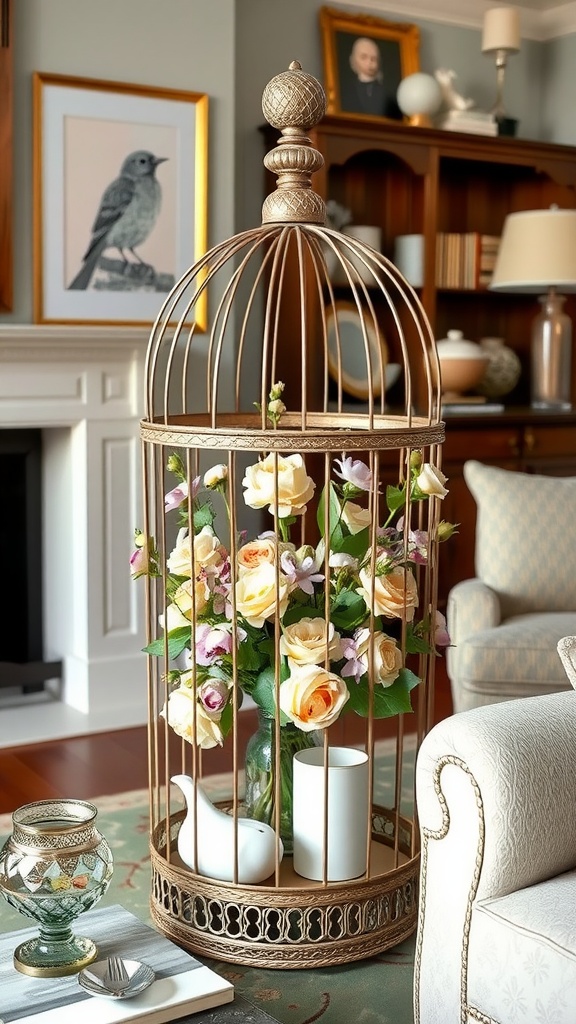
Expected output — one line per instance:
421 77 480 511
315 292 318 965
32 73 208 328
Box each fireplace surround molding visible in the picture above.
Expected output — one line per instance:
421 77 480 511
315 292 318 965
0 323 150 734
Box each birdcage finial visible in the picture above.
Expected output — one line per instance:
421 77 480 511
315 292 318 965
261 60 326 225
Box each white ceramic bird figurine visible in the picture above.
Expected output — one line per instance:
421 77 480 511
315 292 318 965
171 774 283 885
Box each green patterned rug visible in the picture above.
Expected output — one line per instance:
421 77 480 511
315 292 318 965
0 777 416 1024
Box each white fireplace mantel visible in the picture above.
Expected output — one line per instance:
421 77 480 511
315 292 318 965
0 323 151 745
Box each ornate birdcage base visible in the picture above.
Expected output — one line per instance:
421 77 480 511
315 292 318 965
149 804 418 969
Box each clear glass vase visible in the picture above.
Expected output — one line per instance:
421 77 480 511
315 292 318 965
0 799 113 976
244 712 319 855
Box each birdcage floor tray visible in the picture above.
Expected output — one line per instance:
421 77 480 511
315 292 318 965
149 805 418 968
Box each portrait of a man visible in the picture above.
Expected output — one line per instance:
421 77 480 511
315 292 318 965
336 32 403 119
319 8 420 123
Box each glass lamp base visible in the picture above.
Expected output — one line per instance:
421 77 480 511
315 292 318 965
13 932 97 977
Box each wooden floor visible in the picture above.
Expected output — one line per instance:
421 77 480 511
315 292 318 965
0 667 453 815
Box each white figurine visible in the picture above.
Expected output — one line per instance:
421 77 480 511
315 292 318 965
171 774 283 884
434 68 474 111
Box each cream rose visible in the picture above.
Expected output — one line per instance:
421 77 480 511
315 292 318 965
235 562 289 628
242 453 315 518
416 463 448 499
279 664 349 732
280 617 342 667
358 565 419 621
160 684 224 749
203 464 228 489
237 537 278 575
167 526 224 577
342 501 372 535
355 628 402 686
159 601 190 633
171 576 209 620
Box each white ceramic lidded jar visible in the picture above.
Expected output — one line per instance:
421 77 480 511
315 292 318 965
436 329 489 401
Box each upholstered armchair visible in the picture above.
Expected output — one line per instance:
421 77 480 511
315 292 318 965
446 460 576 712
414 638 576 1024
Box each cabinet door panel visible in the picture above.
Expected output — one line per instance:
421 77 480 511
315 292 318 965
442 427 522 463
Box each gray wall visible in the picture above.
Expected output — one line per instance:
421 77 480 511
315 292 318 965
5 1 576 326
8 0 236 323
234 2 558 238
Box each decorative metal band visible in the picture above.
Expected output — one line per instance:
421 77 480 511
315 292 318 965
412 756 485 1024
140 416 444 453
148 804 418 968
9 825 100 854
149 846 418 969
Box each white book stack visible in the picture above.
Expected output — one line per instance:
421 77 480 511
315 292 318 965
436 109 498 137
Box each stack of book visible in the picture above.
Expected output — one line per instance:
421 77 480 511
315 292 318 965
436 232 500 289
436 109 498 136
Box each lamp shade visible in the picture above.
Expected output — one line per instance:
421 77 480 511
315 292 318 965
482 7 521 54
490 208 576 293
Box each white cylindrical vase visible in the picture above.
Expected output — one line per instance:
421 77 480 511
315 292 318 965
337 225 382 285
292 747 370 882
393 234 424 287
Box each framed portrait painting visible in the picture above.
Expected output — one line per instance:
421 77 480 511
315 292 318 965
33 73 208 328
319 6 420 123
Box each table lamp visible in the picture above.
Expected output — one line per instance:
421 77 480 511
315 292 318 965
490 207 576 409
482 6 520 129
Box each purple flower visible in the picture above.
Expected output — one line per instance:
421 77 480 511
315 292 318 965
280 550 324 596
340 634 365 684
334 456 372 492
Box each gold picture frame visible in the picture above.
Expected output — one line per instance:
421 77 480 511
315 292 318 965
319 6 420 123
33 73 208 328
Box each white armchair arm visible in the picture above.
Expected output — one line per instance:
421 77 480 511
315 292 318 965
414 689 576 1024
445 577 501 683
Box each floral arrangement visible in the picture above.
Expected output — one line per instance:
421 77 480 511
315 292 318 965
131 384 455 754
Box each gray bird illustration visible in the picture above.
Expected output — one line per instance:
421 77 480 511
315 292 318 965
68 150 167 291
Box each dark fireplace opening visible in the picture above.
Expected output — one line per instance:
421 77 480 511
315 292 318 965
0 429 62 693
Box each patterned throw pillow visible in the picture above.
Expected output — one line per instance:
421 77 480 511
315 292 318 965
464 460 576 617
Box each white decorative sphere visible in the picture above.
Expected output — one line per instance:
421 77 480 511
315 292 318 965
397 73 442 117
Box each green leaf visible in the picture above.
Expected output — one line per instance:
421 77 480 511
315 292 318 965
317 481 341 541
193 501 215 532
251 664 290 720
282 602 319 627
143 626 191 659
237 637 267 673
386 484 406 515
345 667 421 718
338 527 370 559
330 589 367 630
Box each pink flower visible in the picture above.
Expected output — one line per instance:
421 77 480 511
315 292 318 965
198 679 229 713
340 634 365 684
129 546 148 578
434 611 451 648
334 456 372 492
194 622 246 666
165 481 188 513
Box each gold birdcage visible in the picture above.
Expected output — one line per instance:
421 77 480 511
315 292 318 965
139 61 445 969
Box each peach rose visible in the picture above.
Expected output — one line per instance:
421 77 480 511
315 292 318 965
358 565 419 621
355 628 402 686
242 453 315 518
160 684 224 749
279 664 349 732
235 562 289 628
237 537 278 575
280 617 342 666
